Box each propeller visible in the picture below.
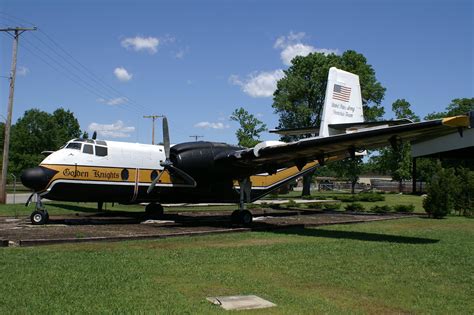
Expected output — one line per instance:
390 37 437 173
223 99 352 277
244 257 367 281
147 116 196 194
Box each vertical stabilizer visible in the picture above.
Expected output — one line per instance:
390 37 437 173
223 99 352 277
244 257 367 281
319 67 364 137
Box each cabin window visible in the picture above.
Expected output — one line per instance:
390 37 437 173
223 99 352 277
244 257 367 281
95 146 108 157
83 144 94 155
66 142 82 150
96 140 107 146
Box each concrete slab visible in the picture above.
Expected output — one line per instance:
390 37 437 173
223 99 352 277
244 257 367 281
206 295 276 310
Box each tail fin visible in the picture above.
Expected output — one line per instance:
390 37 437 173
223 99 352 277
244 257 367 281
319 67 364 137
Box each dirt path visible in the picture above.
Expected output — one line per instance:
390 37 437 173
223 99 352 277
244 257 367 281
0 209 417 246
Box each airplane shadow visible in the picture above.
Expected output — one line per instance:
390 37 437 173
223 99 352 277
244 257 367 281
45 205 439 245
272 228 439 244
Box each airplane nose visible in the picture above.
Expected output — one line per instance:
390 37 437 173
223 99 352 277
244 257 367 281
21 166 57 191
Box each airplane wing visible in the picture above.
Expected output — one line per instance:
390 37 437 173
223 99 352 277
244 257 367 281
215 113 472 171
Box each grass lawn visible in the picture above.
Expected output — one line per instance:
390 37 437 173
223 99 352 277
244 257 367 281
1 217 472 313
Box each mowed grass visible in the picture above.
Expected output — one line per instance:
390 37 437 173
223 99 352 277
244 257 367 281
1 217 473 314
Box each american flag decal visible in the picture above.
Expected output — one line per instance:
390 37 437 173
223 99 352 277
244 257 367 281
332 84 351 102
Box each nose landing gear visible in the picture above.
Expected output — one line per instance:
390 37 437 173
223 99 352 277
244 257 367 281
26 193 49 225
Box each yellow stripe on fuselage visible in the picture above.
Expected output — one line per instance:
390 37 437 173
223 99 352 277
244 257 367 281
39 164 184 187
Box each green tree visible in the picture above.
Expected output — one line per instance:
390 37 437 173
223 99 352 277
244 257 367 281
52 108 82 147
7 108 81 175
454 167 474 216
371 99 419 192
329 157 363 194
272 50 386 195
230 107 267 148
425 98 474 120
392 99 420 122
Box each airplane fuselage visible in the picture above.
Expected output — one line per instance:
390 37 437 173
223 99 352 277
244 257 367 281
21 138 318 205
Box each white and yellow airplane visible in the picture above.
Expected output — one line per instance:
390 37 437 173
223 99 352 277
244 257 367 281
21 68 472 225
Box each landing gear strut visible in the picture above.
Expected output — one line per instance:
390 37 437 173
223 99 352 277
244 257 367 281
28 194 49 225
232 178 253 225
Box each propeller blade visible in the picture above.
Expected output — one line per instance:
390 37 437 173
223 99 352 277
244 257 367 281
162 116 170 159
146 170 165 194
168 165 197 188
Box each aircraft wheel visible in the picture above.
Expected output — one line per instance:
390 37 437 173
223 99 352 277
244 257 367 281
239 210 253 225
231 210 253 225
231 210 241 224
30 210 48 225
145 203 164 218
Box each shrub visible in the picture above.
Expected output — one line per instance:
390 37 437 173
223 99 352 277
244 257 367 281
370 205 392 213
358 193 385 202
285 199 298 208
323 203 341 210
423 167 459 218
345 203 365 212
302 195 314 200
393 204 415 213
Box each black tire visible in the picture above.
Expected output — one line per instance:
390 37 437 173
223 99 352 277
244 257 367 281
239 210 253 225
145 203 164 218
231 210 241 224
30 210 48 225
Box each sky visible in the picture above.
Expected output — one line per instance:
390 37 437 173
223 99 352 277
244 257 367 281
0 0 472 146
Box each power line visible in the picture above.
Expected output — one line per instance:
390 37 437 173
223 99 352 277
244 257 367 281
1 11 153 116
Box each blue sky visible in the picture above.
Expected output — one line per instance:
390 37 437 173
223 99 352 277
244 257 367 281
0 0 472 145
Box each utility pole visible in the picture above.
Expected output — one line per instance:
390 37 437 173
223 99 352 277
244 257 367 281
143 115 163 145
189 135 203 141
0 27 36 204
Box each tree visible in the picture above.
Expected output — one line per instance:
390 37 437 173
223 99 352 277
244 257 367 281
425 98 474 120
230 107 267 148
7 108 81 175
272 50 386 195
371 99 419 192
52 108 82 148
329 157 363 194
392 99 420 122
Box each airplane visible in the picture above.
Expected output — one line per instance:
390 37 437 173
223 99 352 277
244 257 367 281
20 67 473 225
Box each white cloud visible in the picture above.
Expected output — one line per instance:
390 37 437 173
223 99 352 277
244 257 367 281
175 49 186 59
275 32 338 66
97 97 128 106
17 66 29 76
229 69 285 98
88 120 135 138
121 36 160 54
114 67 132 82
280 43 317 66
194 121 229 129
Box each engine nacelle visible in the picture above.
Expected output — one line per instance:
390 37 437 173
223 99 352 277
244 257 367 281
170 141 241 180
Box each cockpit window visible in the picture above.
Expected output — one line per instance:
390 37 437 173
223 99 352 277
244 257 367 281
66 142 82 150
96 140 107 146
95 146 108 157
83 144 94 155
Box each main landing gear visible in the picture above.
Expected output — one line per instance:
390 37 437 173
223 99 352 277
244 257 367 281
232 178 253 226
27 194 49 225
145 202 164 218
